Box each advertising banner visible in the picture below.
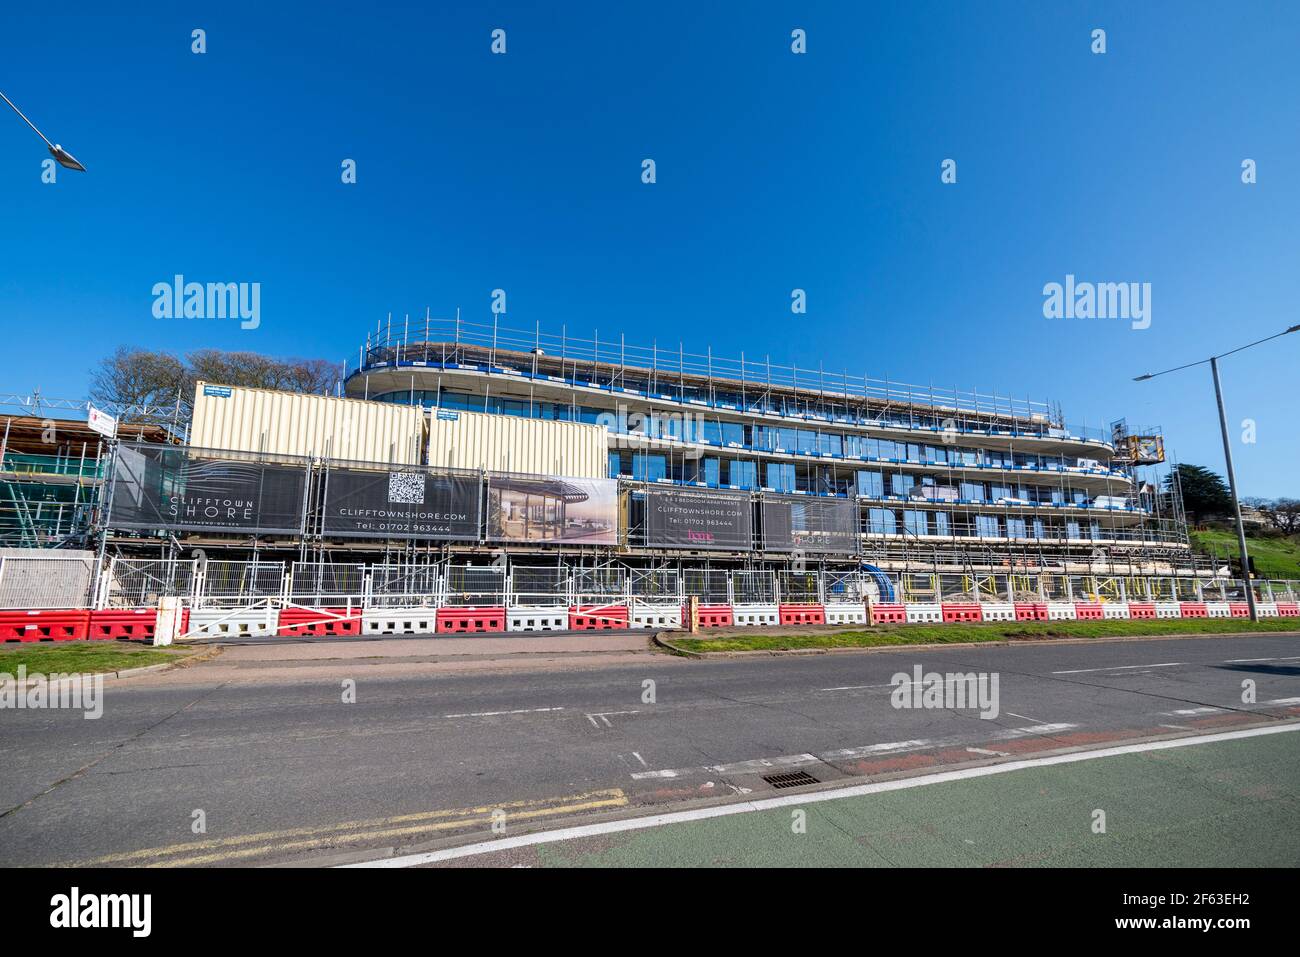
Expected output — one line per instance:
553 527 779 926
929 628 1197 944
762 496 859 554
109 443 307 534
644 487 752 550
487 474 618 545
322 465 481 540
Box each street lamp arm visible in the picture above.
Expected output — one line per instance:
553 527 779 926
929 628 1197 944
0 88 56 149
1133 323 1299 381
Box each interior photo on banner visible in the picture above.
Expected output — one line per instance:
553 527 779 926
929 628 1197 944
487 474 619 545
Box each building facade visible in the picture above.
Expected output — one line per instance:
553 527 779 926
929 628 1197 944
342 317 1188 577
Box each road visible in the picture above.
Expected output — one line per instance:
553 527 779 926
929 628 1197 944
1 633 1298 867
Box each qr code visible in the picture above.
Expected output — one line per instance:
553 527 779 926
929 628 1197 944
387 471 425 505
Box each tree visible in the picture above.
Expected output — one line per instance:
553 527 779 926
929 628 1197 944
1165 464 1233 523
88 346 187 412
89 347 343 421
1256 498 1300 534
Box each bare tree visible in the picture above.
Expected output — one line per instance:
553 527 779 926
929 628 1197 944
1257 498 1300 534
88 347 187 412
89 347 343 422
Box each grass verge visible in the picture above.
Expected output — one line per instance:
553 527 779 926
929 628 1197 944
1190 529 1300 579
0 642 193 677
668 617 1300 653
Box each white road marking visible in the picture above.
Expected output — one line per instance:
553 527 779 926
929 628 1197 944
966 747 1010 757
631 752 648 767
586 710 640 728
1052 662 1186 675
1005 712 1049 724
631 724 1078 780
1266 697 1300 706
442 707 564 719
1162 706 1226 717
349 722 1300 868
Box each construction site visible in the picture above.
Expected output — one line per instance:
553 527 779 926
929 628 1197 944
2 318 1296 641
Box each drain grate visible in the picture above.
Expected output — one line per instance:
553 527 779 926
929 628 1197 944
762 769 819 789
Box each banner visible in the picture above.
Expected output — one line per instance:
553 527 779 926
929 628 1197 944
487 475 618 545
322 466 481 540
762 496 859 554
109 444 307 534
644 487 752 550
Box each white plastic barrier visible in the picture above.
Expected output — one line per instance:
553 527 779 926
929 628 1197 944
733 603 781 627
980 602 1016 622
1101 603 1131 620
1047 602 1077 621
1156 602 1182 619
1205 602 1232 619
631 604 683 629
506 606 569 632
361 606 439 636
905 602 942 623
187 607 279 638
824 603 867 626
1256 602 1279 618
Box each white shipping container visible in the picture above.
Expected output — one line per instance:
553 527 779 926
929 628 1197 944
426 408 608 478
190 382 426 464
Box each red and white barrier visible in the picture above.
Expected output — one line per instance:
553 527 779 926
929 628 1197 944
0 609 90 642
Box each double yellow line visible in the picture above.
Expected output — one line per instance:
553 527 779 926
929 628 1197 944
65 788 629 867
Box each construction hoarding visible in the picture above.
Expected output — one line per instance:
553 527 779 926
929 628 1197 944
108 443 310 535
761 496 860 554
644 487 752 551
321 464 481 540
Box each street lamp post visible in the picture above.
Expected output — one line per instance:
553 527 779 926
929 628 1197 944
1134 324 1300 622
1210 356 1256 620
0 88 86 171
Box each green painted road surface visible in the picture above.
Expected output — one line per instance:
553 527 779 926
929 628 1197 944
517 731 1300 867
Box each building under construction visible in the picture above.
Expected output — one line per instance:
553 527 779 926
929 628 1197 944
6 318 1295 639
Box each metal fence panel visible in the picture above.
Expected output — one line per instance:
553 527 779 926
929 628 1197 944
510 566 570 605
0 553 95 609
369 563 441 607
627 569 680 602
289 562 366 605
100 557 196 608
733 570 776 603
572 567 626 603
444 565 507 606
200 560 285 606
682 568 729 603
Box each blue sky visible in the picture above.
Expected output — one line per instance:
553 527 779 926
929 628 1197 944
2 1 1297 495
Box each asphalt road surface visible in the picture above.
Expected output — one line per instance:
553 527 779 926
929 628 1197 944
2 633 1298 867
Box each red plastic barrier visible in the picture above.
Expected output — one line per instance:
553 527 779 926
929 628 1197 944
1277 603 1299 618
1179 602 1208 619
779 604 825 626
435 606 506 634
1229 602 1250 618
1128 602 1157 619
1073 602 1104 620
869 603 907 625
686 604 734 628
569 605 630 631
0 609 90 642
277 607 361 637
1014 603 1049 621
942 603 982 623
88 608 157 641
